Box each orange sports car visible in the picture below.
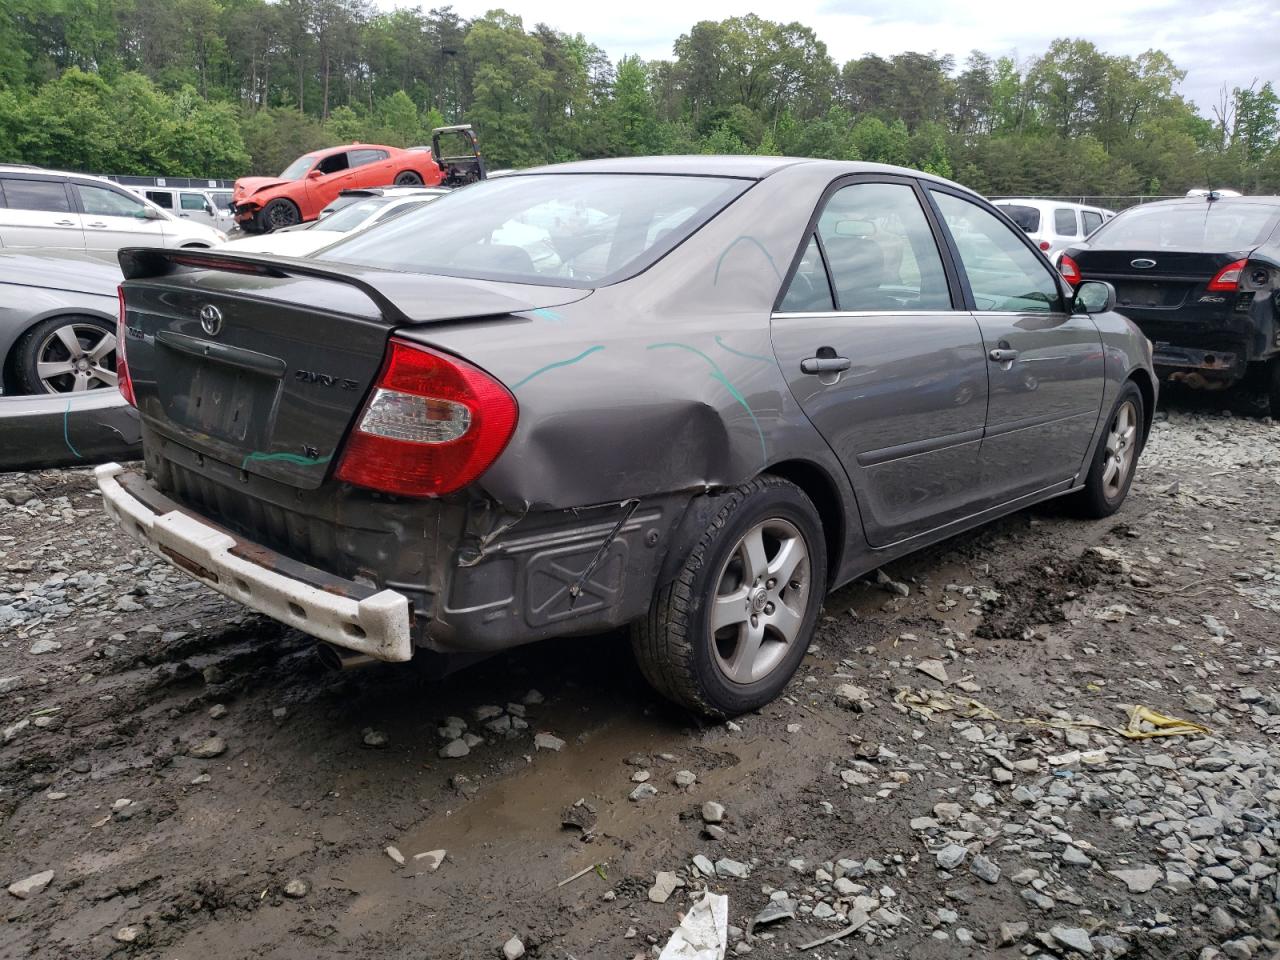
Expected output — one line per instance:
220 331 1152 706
231 144 445 233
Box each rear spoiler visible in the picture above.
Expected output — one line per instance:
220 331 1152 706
117 246 592 325
118 246 412 325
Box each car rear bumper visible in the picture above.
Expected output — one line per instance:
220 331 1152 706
1152 344 1246 382
95 462 412 662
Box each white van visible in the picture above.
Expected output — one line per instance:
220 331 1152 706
130 186 235 233
0 166 226 250
992 199 1115 260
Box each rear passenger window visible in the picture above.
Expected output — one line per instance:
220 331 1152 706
2 178 71 213
816 181 952 311
779 235 835 312
1081 211 1103 235
349 149 389 167
932 191 1064 313
145 190 174 209
1054 208 1079 236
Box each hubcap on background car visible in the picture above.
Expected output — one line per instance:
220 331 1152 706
709 518 811 685
1102 399 1138 499
35 323 117 394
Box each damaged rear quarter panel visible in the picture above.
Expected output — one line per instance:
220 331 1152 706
398 164 859 518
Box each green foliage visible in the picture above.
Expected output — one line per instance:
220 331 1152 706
0 5 1275 196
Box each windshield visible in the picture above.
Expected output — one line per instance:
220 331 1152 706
278 154 318 180
317 197 399 232
316 173 751 287
998 204 1040 233
1089 202 1280 252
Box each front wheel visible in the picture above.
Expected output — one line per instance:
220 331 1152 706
1070 381 1144 518
12 316 117 395
631 476 827 717
257 198 301 232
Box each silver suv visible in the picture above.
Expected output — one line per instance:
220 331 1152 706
993 198 1115 260
0 166 226 251
128 185 235 234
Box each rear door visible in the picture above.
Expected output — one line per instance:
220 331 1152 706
770 176 989 547
75 182 169 250
929 188 1105 504
0 176 85 249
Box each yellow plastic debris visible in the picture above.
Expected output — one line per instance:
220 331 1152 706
892 688 1210 742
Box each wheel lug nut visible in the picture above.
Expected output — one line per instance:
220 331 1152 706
750 615 758 627
766 578 776 589
764 602 774 615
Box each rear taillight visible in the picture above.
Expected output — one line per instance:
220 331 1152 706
116 285 136 407
1207 259 1247 292
335 338 517 497
1039 240 1051 251
1058 254 1082 286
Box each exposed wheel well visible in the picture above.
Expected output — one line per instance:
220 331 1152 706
1127 368 1156 441
764 459 844 586
179 242 210 248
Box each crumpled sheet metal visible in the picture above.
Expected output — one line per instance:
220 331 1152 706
893 688 1211 741
659 891 729 960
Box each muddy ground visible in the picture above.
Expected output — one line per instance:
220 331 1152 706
1 396 1278 960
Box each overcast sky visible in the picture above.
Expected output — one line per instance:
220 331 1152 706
373 0 1279 116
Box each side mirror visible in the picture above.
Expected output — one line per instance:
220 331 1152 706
1074 279 1116 315
204 202 215 215
134 206 162 220
307 169 324 179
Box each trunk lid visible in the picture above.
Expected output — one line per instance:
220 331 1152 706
119 249 588 489
1069 245 1256 333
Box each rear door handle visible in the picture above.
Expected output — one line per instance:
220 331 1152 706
54 219 75 226
801 356 852 374
87 222 107 228
988 348 1019 363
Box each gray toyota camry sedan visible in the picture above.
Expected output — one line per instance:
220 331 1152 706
99 156 1156 716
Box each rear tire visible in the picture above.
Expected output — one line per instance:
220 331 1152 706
631 476 827 718
394 171 424 186
257 198 301 232
1069 381 1144 518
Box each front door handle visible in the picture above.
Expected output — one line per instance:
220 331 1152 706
801 356 852 375
87 222 107 228
988 348 1019 363
54 219 75 226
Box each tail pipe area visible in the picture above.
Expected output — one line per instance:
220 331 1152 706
316 642 378 672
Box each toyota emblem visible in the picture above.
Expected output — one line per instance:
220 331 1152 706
200 304 223 336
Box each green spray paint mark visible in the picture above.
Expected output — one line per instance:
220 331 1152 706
529 307 565 322
714 335 774 365
646 341 767 461
713 235 781 286
241 451 333 471
63 399 82 459
511 345 605 389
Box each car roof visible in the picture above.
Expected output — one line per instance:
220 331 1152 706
0 164 125 188
995 198 1107 211
1120 195 1280 211
514 155 976 191
305 143 399 159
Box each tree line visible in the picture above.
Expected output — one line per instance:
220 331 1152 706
1 0 1278 197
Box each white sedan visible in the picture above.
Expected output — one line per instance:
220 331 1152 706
218 188 448 257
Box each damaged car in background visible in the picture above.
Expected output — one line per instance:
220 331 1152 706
99 157 1156 716
0 249 140 471
1061 192 1280 413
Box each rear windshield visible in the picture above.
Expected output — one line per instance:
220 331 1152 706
1088 202 1280 252
316 173 751 287
998 204 1040 233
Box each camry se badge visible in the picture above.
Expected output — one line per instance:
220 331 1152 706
1130 258 1157 269
199 304 223 336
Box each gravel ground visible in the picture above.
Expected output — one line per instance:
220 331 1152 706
1 401 1278 960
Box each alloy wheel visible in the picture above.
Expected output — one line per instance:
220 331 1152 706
709 518 811 685
35 323 117 394
1102 398 1138 499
